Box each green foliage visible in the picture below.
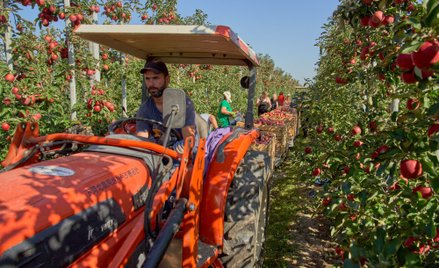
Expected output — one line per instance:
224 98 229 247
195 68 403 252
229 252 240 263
302 0 439 266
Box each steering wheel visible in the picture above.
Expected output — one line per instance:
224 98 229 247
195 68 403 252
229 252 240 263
108 117 181 140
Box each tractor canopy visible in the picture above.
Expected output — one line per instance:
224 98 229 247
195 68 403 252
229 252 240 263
74 24 259 67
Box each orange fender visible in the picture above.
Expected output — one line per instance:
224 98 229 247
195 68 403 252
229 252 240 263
198 128 259 246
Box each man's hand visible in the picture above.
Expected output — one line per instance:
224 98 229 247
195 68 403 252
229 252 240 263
137 131 150 138
229 111 236 117
172 140 185 154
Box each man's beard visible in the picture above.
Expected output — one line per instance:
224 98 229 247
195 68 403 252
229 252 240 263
148 86 166 98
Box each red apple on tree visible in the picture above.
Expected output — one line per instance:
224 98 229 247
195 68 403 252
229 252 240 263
351 125 362 136
360 16 370 27
371 10 385 25
377 145 390 154
384 15 394 25
32 113 42 121
412 186 433 199
396 53 415 71
50 53 58 61
371 151 380 159
304 147 312 154
338 202 348 211
312 168 321 177
4 73 14 82
1 122 10 131
401 71 417 84
316 125 324 134
368 120 377 132
406 98 420 110
334 134 342 141
353 140 364 147
69 14 78 22
2 98 11 106
427 123 439 137
86 69 95 76
368 18 380 28
400 159 423 179
403 236 417 248
412 41 439 69
322 197 331 206
93 105 101 112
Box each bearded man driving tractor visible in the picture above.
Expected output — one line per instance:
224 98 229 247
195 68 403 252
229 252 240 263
136 60 196 152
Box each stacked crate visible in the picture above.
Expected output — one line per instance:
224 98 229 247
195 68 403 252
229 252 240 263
250 131 276 171
255 124 288 159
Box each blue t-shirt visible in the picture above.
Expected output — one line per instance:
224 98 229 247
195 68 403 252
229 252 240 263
136 96 196 145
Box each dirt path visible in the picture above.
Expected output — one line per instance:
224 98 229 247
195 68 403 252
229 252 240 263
263 155 342 267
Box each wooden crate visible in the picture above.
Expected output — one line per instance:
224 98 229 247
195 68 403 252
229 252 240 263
256 124 288 157
287 120 297 138
251 132 276 171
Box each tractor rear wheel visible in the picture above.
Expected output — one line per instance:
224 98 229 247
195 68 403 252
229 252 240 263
220 150 271 268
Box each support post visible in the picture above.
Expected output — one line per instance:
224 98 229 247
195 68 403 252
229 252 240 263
245 65 256 129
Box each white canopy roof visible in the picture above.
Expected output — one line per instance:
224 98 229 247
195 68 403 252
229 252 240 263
74 24 259 66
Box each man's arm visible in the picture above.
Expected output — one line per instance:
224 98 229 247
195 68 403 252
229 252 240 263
209 115 219 129
135 101 153 138
182 125 196 140
183 96 197 141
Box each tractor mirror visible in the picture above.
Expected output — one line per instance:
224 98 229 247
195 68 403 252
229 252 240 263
163 88 187 129
240 76 250 89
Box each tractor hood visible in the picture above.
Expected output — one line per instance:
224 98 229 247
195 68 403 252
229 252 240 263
74 24 259 66
0 152 152 263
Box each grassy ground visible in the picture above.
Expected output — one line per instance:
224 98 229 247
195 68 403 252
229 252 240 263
263 137 342 267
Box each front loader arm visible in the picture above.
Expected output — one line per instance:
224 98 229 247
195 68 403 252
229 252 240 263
1 122 182 171
1 122 41 169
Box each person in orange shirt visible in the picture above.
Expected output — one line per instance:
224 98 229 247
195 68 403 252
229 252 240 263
278 91 285 106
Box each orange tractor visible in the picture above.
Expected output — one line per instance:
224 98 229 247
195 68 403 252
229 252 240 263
0 25 272 267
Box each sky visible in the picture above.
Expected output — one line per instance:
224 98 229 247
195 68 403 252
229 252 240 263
176 0 341 85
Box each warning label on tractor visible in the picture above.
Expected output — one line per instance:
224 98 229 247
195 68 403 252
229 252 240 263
29 166 75 176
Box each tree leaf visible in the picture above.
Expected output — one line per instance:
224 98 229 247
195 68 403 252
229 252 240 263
384 238 401 257
343 259 360 268
374 227 386 254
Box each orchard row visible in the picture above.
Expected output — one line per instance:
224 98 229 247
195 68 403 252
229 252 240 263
302 0 438 266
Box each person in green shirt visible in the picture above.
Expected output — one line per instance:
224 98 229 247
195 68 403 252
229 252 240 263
217 91 235 128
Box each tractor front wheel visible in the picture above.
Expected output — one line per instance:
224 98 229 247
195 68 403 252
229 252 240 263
220 150 271 268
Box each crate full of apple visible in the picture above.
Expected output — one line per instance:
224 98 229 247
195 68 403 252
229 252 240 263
251 131 276 170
